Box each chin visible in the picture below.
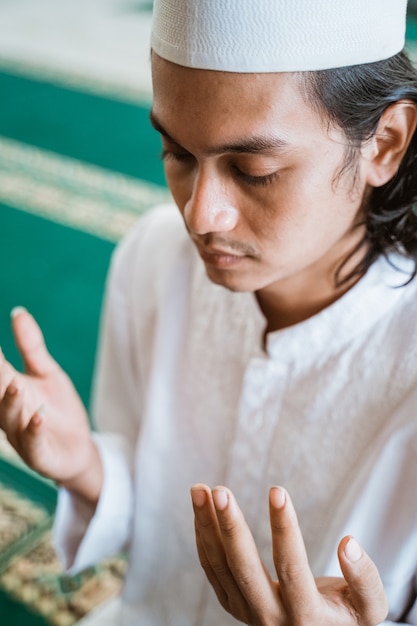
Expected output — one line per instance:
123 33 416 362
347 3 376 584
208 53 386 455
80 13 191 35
204 266 265 294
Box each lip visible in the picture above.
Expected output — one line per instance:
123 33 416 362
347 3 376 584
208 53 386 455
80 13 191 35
197 246 247 269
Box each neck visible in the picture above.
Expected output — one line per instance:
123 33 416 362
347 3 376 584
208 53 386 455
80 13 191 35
256 231 368 333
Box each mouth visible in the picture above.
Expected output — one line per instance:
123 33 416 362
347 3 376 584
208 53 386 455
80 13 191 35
196 246 248 269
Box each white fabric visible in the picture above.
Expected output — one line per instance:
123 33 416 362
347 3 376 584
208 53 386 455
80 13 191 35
151 0 407 72
54 205 417 625
54 432 134 570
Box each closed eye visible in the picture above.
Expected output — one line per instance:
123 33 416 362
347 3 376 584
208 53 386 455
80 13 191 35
232 167 279 187
161 149 279 187
160 149 194 162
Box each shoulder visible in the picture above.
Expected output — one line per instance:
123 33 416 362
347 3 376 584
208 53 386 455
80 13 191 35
372 255 417 397
383 255 417 327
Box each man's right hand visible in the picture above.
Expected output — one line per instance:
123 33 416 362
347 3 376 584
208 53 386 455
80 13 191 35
0 308 103 507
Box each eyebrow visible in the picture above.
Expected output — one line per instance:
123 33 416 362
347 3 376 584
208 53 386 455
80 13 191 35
149 111 292 156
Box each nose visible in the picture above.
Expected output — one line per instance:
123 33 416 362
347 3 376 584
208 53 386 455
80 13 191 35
183 170 238 235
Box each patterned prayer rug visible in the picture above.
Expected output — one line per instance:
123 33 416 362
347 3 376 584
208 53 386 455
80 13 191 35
0 450 127 626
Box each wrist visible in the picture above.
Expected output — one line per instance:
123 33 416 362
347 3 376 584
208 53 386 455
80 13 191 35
58 440 103 509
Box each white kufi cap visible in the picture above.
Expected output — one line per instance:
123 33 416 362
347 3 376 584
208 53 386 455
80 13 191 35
151 0 408 72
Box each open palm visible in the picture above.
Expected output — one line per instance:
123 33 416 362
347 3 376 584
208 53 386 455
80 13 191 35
0 309 95 486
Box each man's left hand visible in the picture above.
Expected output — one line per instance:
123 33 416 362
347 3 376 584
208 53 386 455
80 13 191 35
191 484 388 625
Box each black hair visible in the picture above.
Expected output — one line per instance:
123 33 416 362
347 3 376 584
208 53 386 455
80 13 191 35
303 50 417 283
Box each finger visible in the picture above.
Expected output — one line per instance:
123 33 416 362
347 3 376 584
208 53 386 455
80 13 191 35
194 519 230 611
191 484 247 612
269 487 319 614
14 410 45 471
11 307 57 376
338 536 388 625
0 378 27 438
0 347 17 398
211 486 278 617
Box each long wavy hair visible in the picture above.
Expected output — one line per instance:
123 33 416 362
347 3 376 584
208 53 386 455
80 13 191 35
303 51 417 284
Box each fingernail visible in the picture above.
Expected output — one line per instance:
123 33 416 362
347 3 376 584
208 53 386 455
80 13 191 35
191 487 206 508
212 488 229 511
345 537 362 563
270 486 286 509
11 306 27 318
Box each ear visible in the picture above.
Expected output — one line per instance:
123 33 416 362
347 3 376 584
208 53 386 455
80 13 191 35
362 100 417 188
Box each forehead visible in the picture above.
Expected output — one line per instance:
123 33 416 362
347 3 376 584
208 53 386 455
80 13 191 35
151 53 331 149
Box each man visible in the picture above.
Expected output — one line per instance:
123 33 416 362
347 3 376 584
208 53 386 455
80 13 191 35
1 0 417 624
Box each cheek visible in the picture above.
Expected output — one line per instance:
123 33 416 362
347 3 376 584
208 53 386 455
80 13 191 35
241 182 306 243
242 178 343 254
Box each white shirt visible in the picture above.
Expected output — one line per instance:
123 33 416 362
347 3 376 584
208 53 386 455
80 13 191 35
54 205 417 625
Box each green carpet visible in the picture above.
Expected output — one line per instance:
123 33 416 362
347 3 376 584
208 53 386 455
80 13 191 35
0 63 168 410
0 71 165 186
0 202 114 409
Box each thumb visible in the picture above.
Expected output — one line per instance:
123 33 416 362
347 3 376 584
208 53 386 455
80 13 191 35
338 536 388 625
11 307 57 377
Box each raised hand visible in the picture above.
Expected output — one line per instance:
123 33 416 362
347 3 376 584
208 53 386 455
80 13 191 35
191 484 388 626
0 308 102 505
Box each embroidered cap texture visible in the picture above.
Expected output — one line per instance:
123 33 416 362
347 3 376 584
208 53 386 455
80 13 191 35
151 0 407 72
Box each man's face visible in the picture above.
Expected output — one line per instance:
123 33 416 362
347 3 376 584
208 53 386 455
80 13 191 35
151 53 370 295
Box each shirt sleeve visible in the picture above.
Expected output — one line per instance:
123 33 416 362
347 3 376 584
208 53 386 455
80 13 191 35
52 215 150 571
